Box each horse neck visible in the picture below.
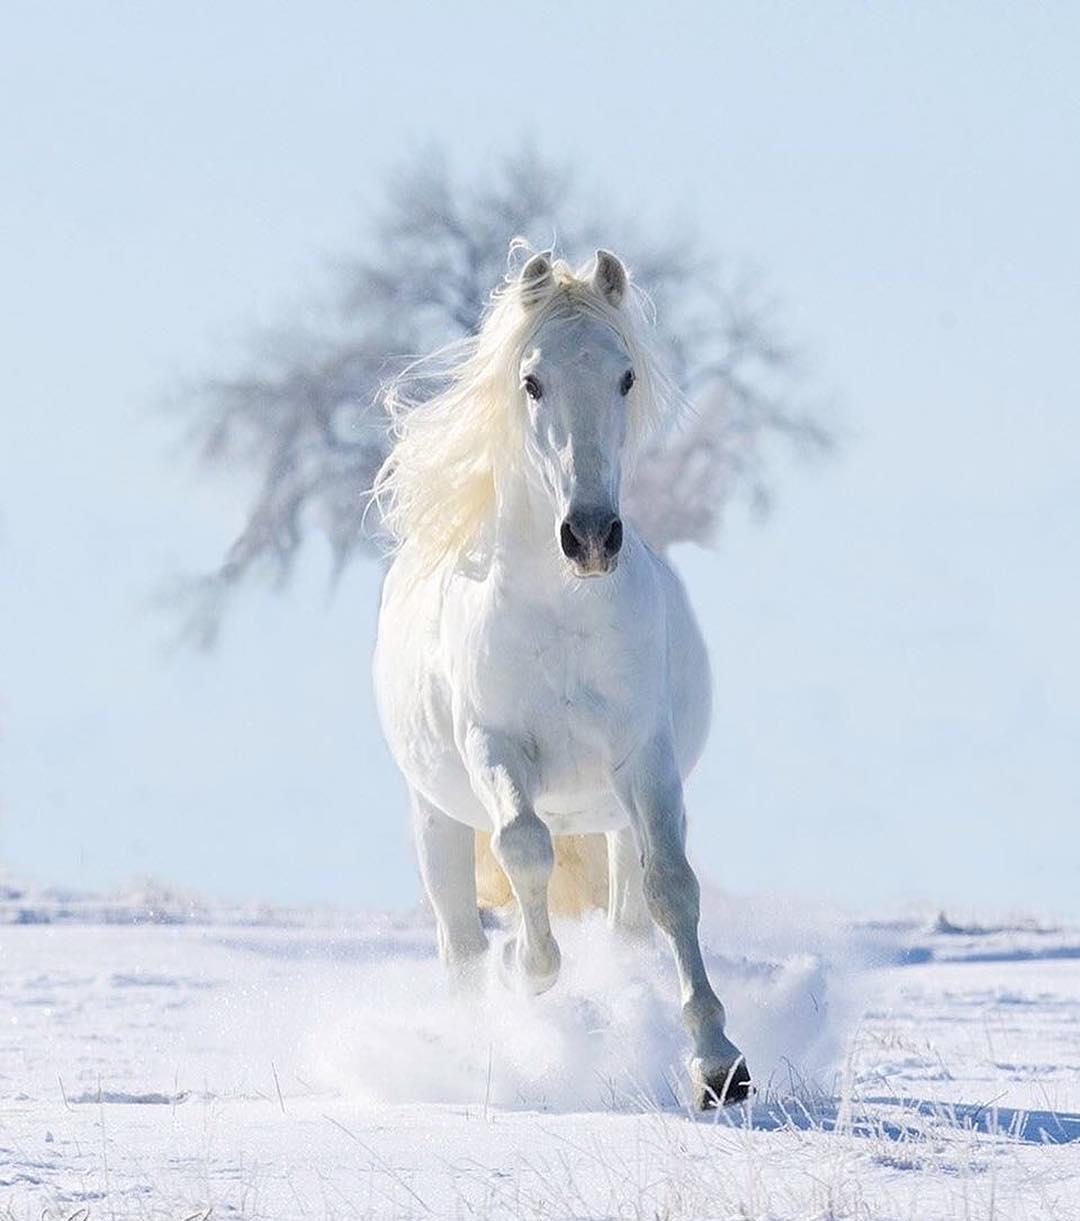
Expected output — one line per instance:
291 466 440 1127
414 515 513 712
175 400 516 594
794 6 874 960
489 461 564 590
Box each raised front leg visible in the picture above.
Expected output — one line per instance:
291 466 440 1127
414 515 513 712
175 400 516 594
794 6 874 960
463 727 560 994
411 790 488 973
614 737 751 1107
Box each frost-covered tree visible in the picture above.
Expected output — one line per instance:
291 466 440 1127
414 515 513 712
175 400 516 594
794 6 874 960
176 148 830 645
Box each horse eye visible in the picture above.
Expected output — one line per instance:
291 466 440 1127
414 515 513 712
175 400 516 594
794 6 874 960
523 375 543 401
620 369 635 396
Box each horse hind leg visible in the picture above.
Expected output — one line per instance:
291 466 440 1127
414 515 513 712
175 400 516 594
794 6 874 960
606 826 653 940
411 790 488 973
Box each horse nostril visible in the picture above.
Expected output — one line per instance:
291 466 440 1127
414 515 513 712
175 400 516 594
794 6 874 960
560 519 584 560
603 518 623 557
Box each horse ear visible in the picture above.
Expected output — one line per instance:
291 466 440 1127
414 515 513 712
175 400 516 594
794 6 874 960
519 250 554 306
591 249 627 307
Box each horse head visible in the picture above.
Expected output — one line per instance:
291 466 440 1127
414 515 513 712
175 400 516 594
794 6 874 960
515 250 636 577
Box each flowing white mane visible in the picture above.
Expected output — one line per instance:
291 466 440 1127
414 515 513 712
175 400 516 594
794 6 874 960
372 247 676 572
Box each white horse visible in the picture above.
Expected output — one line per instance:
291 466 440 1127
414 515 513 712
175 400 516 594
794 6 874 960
373 248 750 1107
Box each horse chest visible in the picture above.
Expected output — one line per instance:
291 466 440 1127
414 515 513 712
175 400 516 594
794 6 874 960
536 630 618 744
468 600 645 794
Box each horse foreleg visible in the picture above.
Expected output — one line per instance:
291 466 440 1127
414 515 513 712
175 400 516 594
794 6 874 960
411 790 488 973
463 728 560 994
615 740 751 1107
606 826 653 939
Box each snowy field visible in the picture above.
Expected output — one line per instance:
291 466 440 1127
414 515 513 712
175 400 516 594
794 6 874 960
1 882 1078 1220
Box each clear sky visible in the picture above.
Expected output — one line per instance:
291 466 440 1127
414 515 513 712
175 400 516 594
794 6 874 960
2 2 1078 919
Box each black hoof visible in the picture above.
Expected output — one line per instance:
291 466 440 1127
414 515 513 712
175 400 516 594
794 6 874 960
699 1059 753 1109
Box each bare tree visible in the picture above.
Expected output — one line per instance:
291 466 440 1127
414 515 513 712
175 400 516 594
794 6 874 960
175 148 831 646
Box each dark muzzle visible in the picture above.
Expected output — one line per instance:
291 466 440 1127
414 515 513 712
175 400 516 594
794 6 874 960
559 507 623 575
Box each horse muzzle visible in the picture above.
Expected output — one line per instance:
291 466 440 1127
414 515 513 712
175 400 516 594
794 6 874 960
559 507 623 577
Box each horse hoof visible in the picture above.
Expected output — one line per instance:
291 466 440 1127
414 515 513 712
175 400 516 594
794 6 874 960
500 936 560 995
695 1058 753 1109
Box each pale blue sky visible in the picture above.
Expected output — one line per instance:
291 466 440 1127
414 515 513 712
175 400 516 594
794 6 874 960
2 3 1078 918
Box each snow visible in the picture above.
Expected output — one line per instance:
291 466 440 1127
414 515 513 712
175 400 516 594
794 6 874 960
1 883 1078 1219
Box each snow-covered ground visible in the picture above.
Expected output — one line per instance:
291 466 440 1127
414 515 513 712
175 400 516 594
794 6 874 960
1 881 1078 1219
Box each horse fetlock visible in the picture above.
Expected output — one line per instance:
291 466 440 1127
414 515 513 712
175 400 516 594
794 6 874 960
445 946 490 996
439 926 489 970
684 1004 751 1107
682 991 726 1041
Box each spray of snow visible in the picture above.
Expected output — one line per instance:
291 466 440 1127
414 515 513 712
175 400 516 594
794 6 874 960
298 889 864 1111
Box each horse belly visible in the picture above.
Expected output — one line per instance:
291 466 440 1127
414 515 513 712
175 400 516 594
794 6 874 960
536 791 627 835
530 717 630 835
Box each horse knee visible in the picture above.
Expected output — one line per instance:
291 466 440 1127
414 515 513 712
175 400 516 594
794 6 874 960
493 812 554 890
643 847 700 937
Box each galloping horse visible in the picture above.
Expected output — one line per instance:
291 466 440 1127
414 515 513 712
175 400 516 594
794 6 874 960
373 248 750 1106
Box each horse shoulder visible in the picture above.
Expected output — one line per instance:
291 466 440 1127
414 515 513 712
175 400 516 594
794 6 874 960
375 556 457 767
633 538 713 778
